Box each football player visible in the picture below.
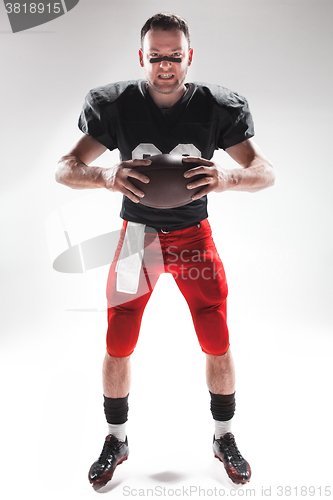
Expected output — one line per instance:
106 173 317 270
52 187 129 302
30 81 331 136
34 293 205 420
56 12 275 488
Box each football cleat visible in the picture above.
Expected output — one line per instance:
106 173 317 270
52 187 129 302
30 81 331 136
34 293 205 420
213 433 251 484
88 434 129 488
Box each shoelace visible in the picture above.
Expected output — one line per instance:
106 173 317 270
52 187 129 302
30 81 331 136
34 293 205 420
98 437 121 463
220 434 243 462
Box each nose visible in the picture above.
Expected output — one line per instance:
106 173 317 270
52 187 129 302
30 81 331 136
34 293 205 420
160 59 172 69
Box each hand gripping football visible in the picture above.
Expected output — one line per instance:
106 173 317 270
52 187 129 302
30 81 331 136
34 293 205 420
130 154 205 209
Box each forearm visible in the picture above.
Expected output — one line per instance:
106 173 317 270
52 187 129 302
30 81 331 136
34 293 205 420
226 158 275 192
55 154 107 189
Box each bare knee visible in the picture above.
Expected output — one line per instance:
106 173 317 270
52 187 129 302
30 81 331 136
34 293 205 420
104 352 131 366
207 348 233 367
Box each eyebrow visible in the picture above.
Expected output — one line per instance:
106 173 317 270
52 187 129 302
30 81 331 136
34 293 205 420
148 47 183 52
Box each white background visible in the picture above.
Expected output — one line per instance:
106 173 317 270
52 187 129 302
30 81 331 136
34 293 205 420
0 0 332 498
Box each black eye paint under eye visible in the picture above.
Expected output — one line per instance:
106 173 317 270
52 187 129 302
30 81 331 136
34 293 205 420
149 55 182 63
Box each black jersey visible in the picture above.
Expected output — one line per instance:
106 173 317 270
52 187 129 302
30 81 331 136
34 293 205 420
78 80 254 230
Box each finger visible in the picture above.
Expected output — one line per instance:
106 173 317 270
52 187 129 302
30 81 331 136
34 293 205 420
182 156 213 166
129 158 152 166
124 189 142 203
123 167 150 184
121 158 151 182
186 176 214 190
122 178 146 199
184 165 213 178
120 185 143 204
191 186 213 200
106 183 142 203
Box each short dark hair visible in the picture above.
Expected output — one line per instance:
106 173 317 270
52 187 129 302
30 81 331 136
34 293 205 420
140 13 191 48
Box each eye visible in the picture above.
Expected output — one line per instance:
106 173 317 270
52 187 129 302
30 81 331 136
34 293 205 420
172 52 181 57
150 53 160 57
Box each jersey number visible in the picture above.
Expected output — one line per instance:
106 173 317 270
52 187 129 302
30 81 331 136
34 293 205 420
132 143 201 159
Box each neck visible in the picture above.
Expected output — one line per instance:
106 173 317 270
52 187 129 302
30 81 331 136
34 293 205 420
147 83 187 108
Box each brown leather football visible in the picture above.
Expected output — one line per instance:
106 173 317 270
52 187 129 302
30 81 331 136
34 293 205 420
130 154 205 209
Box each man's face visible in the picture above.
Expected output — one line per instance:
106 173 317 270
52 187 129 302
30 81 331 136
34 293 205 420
139 28 193 96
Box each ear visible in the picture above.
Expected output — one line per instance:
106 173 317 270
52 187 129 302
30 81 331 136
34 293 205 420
188 48 193 67
139 49 144 67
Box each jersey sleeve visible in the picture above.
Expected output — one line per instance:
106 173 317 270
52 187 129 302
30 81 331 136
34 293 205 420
214 87 255 150
78 89 118 151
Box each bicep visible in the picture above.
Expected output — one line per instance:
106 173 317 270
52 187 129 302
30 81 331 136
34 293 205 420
67 134 107 165
225 139 266 168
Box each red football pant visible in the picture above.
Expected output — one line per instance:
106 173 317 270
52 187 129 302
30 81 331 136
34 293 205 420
106 219 229 357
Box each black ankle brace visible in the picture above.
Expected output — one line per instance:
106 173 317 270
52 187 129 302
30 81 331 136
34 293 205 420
209 391 236 421
103 394 129 424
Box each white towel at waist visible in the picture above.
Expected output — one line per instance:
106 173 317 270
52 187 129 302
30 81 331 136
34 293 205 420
116 222 145 294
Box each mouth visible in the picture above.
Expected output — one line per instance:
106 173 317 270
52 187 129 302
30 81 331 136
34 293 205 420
158 74 174 80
